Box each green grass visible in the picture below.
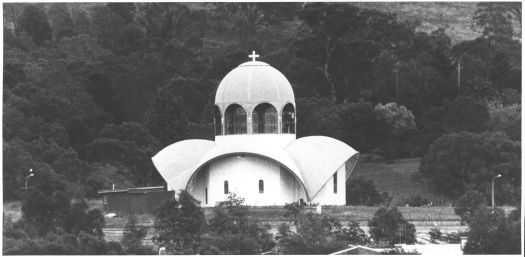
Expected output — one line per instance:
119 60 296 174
350 158 449 206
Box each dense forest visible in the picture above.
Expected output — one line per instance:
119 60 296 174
3 3 521 206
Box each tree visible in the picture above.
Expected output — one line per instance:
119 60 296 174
122 215 155 254
487 101 521 140
279 212 368 254
346 176 390 206
454 190 487 225
18 4 52 45
374 102 416 134
419 131 520 202
153 190 204 253
368 207 416 246
205 193 275 254
47 3 76 40
474 2 520 40
463 207 521 254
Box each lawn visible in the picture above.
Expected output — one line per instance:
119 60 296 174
350 158 450 206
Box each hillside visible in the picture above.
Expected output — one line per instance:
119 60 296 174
350 158 447 206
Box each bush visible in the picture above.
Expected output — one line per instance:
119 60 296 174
346 176 391 206
463 207 521 254
428 228 442 242
122 215 155 255
153 190 204 253
368 207 416 246
279 213 361 254
454 190 486 224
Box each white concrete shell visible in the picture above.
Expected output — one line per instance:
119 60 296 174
151 139 216 192
151 135 359 203
285 136 360 200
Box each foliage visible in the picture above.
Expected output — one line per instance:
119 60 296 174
454 190 487 224
463 207 521 254
153 190 204 253
487 101 521 140
18 4 52 45
374 102 417 134
122 215 155 254
346 176 391 206
418 131 520 202
205 193 275 254
428 228 442 242
368 207 416 246
279 212 369 254
402 195 430 207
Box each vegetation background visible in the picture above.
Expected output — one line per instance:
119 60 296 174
2 2 522 255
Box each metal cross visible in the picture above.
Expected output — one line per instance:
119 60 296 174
249 50 259 61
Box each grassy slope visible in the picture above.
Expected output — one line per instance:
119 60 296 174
350 158 448 206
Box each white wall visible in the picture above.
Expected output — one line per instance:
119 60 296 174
190 155 306 207
309 163 346 205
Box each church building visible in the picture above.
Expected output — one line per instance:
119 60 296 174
152 52 359 206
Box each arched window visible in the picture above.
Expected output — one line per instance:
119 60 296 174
333 172 338 194
214 106 222 136
224 181 229 194
225 104 247 135
259 180 264 194
252 103 278 134
282 103 295 134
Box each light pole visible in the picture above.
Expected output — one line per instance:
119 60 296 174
492 174 502 209
25 169 34 190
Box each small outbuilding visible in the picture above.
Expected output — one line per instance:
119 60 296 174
98 186 174 214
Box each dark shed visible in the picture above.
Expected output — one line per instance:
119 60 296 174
98 186 174 214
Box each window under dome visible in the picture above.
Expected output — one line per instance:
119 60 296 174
252 103 278 134
225 104 247 135
282 103 295 134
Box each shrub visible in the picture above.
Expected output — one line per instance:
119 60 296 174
346 176 391 206
368 207 416 246
428 228 442 242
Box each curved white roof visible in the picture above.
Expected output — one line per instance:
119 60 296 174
151 136 359 201
285 136 359 199
215 61 295 110
151 139 216 191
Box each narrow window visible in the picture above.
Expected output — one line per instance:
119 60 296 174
205 187 208 204
333 172 337 194
214 106 222 135
224 181 229 194
282 103 296 134
259 180 264 193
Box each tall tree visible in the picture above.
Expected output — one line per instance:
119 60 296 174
18 4 52 45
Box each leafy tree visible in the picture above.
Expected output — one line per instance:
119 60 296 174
205 193 275 254
463 207 521 254
419 131 520 202
346 176 390 206
153 190 204 253
18 4 52 45
47 3 76 40
374 102 416 134
279 212 368 254
368 207 416 246
474 2 521 40
122 215 155 254
487 101 521 140
454 190 487 225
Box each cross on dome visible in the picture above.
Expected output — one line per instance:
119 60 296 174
249 50 260 61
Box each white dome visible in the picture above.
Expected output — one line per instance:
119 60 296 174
215 61 295 111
